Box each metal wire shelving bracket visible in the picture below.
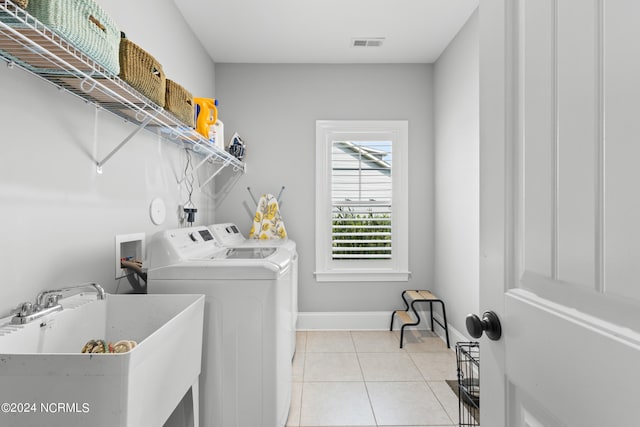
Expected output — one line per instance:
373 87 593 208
95 111 158 174
0 0 245 178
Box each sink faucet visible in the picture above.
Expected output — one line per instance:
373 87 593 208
35 282 105 310
11 283 106 325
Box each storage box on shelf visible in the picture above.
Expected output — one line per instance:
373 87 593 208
0 0 244 176
165 79 194 127
0 0 26 31
25 0 120 74
9 0 26 9
119 36 165 107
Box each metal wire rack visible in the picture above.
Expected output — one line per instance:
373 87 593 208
456 341 480 427
0 0 244 178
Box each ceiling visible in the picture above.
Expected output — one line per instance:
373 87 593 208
174 0 479 64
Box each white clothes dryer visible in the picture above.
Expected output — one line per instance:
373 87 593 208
209 222 296 253
208 222 298 358
147 226 293 427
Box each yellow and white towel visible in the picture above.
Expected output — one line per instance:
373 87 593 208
249 194 287 240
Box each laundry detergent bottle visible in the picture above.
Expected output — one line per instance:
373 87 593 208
211 119 224 151
193 97 218 141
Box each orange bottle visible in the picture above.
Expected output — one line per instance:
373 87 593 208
193 98 218 140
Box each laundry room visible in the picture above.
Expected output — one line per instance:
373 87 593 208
5 0 640 425
0 0 480 337
0 0 481 426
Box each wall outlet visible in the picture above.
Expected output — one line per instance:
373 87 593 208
115 233 145 279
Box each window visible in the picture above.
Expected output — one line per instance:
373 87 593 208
315 120 409 282
332 140 392 260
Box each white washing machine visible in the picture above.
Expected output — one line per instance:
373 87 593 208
146 226 293 427
208 222 298 358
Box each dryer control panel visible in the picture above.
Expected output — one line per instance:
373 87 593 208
148 226 225 267
209 222 246 246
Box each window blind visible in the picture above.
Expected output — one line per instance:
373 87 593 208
331 140 392 260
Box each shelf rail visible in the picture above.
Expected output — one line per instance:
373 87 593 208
0 0 245 177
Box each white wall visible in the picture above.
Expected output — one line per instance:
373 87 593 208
433 9 479 336
0 1 480 328
0 0 219 317
214 64 434 313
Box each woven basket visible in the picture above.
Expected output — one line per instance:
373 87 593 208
0 0 29 26
25 0 120 74
119 37 166 107
165 79 195 127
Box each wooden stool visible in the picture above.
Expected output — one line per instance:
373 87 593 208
389 290 450 349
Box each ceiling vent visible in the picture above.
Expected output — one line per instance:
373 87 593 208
351 38 385 48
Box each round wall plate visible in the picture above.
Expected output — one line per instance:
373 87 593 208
149 198 166 225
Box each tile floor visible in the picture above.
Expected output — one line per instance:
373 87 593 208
287 329 461 427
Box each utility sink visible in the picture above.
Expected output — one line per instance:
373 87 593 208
0 293 204 427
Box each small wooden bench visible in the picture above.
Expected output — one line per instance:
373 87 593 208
389 290 450 349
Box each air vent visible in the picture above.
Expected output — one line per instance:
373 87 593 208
351 37 385 48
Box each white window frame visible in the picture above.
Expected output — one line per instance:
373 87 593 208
315 120 410 282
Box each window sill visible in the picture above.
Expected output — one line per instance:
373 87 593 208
314 271 411 282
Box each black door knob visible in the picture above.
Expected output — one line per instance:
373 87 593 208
466 311 502 341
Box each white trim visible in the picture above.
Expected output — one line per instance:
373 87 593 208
315 120 409 282
409 307 470 344
508 287 640 349
314 271 411 282
297 311 469 345
431 311 470 345
297 311 392 330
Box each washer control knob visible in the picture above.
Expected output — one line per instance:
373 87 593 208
19 302 33 316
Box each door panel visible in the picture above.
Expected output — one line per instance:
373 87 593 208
509 383 565 427
522 0 554 278
604 0 640 301
505 289 637 427
480 0 640 426
520 0 640 319
555 0 598 289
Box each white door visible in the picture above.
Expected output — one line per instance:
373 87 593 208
479 0 640 426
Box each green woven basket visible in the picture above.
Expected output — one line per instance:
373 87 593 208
119 37 166 107
25 0 120 75
0 0 29 27
165 79 195 127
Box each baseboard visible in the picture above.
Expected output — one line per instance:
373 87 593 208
297 311 396 331
297 311 471 346
431 311 470 345
412 307 471 345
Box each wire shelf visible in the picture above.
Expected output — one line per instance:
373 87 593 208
456 341 480 427
0 0 244 176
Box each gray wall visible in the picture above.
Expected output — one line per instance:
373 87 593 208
0 1 480 326
433 9 479 337
0 0 218 316
214 64 434 312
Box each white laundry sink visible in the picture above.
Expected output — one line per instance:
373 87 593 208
0 293 204 427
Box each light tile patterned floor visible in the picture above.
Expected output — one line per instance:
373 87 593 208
287 329 460 427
